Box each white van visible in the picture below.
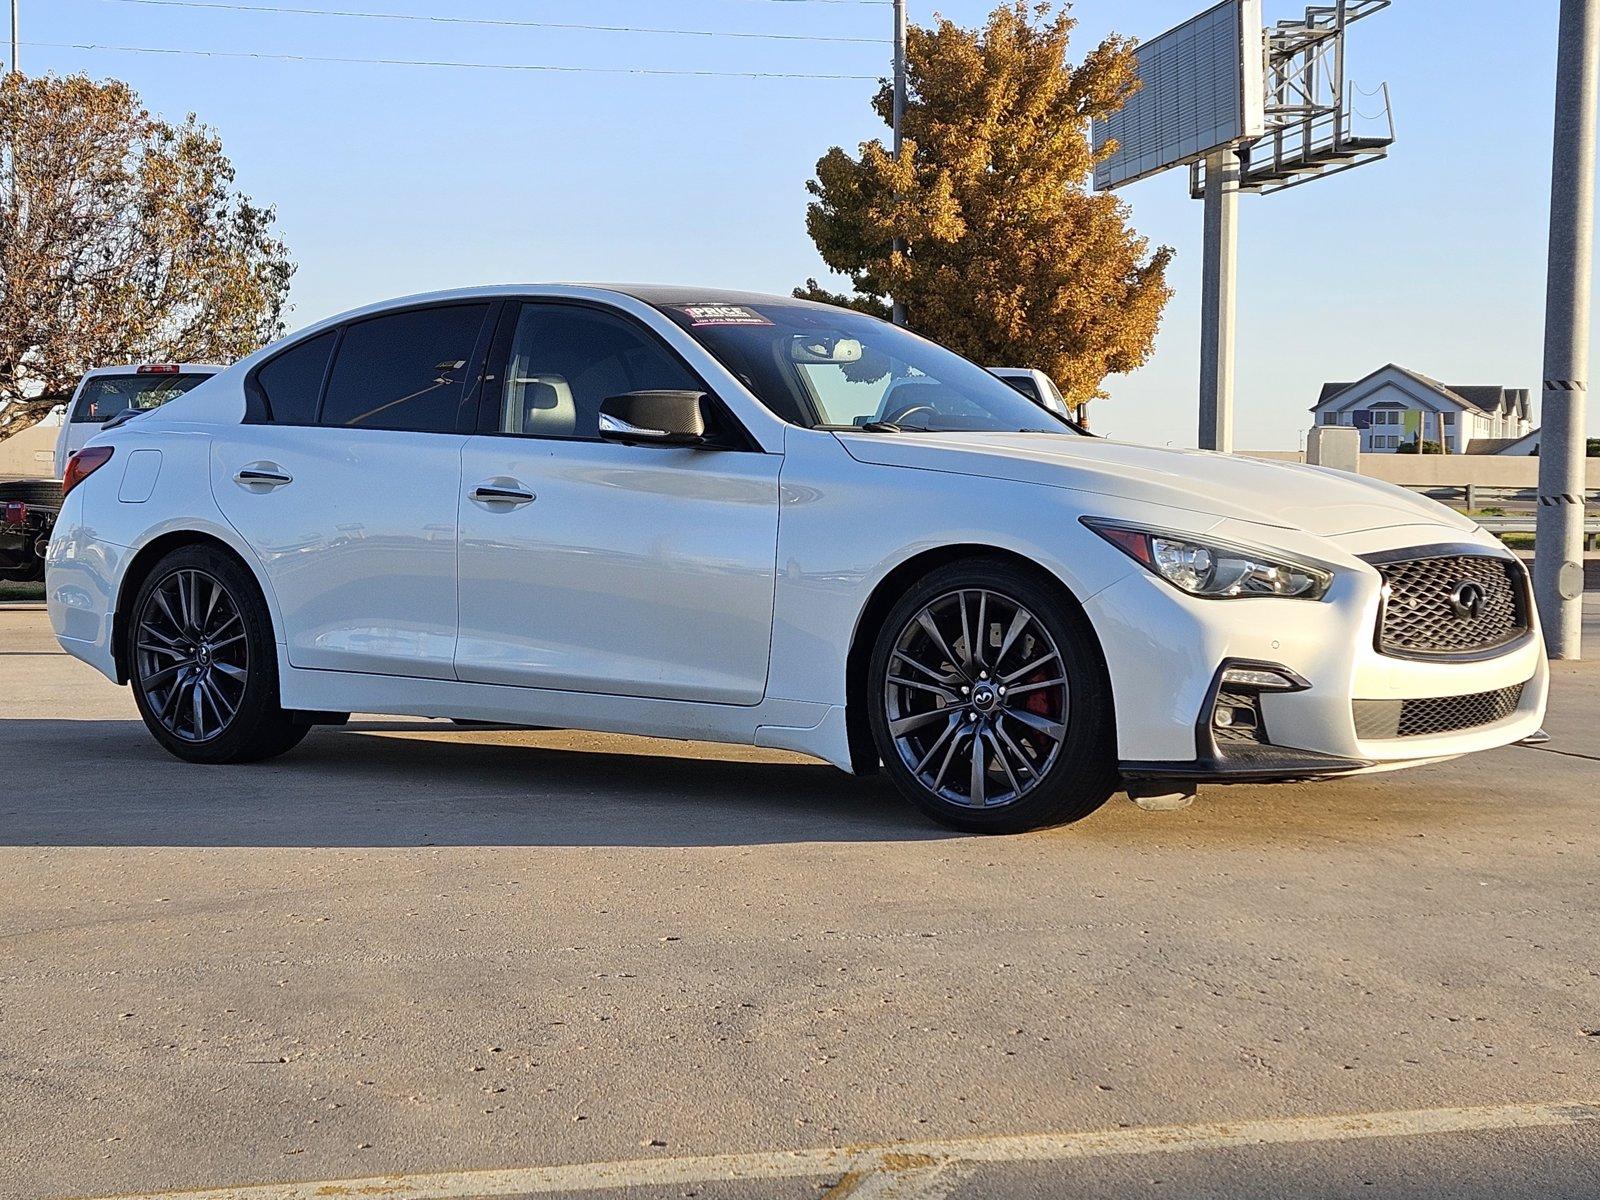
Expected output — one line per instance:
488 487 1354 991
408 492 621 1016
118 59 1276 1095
54 364 222 478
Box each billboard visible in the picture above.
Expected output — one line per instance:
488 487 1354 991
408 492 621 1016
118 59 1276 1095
1092 0 1266 192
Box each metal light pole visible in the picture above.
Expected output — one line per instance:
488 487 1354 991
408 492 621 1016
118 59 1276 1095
1198 147 1241 453
9 0 17 75
891 0 907 326
1535 0 1600 660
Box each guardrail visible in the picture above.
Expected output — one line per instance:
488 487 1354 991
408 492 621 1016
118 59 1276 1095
1469 515 1600 550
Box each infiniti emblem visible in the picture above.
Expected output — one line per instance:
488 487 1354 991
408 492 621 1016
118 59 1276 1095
1448 580 1487 620
971 683 999 713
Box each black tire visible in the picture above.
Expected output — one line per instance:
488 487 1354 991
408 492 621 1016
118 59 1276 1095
125 544 308 764
0 555 44 582
866 558 1118 834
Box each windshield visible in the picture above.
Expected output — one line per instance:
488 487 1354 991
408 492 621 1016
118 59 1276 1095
71 373 211 423
656 301 1076 434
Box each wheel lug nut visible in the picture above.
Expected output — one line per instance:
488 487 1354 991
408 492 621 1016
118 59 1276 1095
960 685 970 695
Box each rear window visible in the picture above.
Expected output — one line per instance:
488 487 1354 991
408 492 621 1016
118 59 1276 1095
71 374 210 423
319 304 490 433
254 330 336 424
999 375 1042 403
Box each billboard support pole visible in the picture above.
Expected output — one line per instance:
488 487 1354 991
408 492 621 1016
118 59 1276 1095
890 0 908 327
1535 0 1598 661
1199 147 1240 453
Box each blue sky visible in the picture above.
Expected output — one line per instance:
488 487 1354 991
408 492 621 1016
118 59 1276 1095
26 1 1595 447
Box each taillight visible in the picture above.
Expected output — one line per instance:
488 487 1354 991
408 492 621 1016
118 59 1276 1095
63 445 115 498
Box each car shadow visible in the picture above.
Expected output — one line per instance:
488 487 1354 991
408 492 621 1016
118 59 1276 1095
0 717 959 849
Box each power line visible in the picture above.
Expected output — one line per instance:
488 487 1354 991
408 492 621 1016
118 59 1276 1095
94 0 891 44
24 38 884 78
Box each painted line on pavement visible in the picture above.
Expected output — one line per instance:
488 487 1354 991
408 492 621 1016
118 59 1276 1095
69 1099 1600 1200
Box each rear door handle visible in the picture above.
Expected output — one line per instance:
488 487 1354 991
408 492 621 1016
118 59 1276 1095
471 483 536 507
235 463 293 489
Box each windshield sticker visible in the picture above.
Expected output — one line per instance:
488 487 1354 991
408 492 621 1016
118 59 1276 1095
679 304 774 327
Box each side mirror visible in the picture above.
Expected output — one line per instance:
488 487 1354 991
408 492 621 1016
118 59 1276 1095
597 391 709 447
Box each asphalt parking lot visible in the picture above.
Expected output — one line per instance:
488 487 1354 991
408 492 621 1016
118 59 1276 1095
2 600 1597 1200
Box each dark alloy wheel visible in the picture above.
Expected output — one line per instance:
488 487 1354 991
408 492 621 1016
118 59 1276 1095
135 567 250 743
867 559 1117 833
127 545 308 764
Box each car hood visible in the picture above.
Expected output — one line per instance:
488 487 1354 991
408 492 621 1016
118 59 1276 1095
835 431 1478 539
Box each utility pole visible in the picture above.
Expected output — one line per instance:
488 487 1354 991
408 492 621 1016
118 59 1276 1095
1535 0 1599 660
1198 147 1241 453
891 0 907 326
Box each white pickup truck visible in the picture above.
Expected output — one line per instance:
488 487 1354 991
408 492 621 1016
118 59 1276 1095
53 364 222 477
1 364 221 582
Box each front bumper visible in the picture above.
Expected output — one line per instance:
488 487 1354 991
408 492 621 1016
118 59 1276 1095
1084 546 1549 785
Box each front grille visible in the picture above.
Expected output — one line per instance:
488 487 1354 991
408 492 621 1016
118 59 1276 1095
1352 682 1526 740
1373 553 1526 658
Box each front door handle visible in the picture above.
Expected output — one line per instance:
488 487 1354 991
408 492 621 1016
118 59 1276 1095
471 483 536 507
235 463 293 489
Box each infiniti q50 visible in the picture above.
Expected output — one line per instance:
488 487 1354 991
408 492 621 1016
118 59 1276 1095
46 286 1548 832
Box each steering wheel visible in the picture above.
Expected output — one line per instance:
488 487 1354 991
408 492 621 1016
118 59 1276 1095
881 402 938 426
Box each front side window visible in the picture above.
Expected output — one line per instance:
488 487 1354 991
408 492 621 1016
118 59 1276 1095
72 373 210 423
493 303 701 439
656 301 1071 435
320 304 489 432
1039 374 1072 418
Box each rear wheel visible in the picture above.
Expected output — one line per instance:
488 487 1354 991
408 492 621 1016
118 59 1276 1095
867 559 1117 833
126 544 308 764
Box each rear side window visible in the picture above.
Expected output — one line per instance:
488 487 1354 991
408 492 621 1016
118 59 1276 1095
71 374 209 423
254 331 335 424
320 304 490 433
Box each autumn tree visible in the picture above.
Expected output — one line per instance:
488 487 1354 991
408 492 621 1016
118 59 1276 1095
802 2 1171 420
0 73 294 440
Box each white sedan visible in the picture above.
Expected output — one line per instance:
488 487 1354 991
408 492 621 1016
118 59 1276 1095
46 286 1548 832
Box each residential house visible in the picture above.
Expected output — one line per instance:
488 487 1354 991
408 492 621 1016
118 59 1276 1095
1312 364 1533 453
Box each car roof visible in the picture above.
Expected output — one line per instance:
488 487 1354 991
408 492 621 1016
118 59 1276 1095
298 284 843 326
242 285 880 378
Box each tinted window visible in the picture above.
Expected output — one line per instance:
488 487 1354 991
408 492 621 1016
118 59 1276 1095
254 331 335 424
71 373 210 423
494 303 700 439
998 375 1042 404
320 304 489 432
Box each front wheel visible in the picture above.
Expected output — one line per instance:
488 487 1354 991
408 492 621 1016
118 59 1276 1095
126 544 308 764
866 559 1118 833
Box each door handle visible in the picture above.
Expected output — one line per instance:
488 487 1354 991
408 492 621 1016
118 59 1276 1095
471 483 536 506
235 463 293 489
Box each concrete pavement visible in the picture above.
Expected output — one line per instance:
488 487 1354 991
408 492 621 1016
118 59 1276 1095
1 601 1597 1199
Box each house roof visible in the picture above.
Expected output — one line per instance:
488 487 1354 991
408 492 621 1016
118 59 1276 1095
1464 437 1522 455
1314 364 1530 418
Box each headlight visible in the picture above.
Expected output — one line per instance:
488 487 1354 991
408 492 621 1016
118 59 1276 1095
1082 519 1333 600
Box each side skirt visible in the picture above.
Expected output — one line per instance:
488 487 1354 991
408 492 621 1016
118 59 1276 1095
275 660 856 772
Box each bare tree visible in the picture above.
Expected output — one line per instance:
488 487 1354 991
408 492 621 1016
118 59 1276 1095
0 73 294 440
